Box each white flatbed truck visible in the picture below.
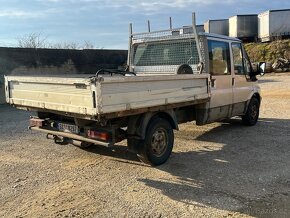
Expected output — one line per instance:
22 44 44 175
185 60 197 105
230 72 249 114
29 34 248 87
4 13 265 165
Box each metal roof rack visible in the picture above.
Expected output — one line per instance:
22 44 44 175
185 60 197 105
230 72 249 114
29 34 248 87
127 12 203 69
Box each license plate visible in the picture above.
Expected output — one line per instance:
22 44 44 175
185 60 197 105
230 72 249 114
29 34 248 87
57 122 79 134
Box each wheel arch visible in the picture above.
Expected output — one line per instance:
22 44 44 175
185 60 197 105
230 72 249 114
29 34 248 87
247 92 261 108
244 92 261 114
127 110 178 140
242 93 260 126
252 92 261 104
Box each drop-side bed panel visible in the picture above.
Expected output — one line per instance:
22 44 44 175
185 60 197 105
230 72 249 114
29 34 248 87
5 74 210 119
98 74 209 114
5 75 97 115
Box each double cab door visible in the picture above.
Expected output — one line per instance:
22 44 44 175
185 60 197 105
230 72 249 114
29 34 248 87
206 38 254 122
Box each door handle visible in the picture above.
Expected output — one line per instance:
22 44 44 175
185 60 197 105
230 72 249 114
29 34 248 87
232 78 235 86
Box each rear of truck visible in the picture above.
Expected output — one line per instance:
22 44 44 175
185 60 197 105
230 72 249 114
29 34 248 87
5 14 210 165
5 72 209 147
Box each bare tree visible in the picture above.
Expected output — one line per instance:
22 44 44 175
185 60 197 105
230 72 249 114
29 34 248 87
17 32 48 48
51 41 97 50
83 40 95 49
17 32 100 50
52 41 79 50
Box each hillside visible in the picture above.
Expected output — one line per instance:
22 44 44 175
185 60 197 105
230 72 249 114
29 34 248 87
245 39 290 63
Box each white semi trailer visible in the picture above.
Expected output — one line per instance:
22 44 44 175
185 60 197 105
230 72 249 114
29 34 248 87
258 9 290 42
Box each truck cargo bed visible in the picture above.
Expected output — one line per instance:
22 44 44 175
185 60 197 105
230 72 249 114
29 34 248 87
5 74 210 120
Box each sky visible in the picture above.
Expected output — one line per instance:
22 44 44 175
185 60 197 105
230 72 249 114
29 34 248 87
0 0 289 49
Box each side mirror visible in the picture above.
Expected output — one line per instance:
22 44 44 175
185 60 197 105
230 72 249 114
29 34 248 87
258 62 266 76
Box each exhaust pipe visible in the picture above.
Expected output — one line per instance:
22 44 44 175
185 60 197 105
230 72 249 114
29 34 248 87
46 134 54 140
71 139 92 148
46 134 67 144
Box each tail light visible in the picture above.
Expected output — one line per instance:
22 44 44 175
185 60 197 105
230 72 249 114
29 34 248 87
87 130 111 142
29 118 45 127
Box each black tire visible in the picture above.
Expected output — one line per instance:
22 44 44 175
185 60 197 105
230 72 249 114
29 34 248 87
128 118 174 166
242 97 260 126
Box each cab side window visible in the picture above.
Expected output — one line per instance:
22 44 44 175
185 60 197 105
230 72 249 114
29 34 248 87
208 40 231 75
231 43 245 75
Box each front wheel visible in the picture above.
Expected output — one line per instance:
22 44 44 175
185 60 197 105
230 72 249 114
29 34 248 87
129 117 174 166
242 97 260 126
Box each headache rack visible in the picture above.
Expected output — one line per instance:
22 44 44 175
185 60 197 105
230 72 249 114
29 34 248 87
127 12 204 75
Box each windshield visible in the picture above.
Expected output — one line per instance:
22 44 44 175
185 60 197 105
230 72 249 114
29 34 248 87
133 39 199 66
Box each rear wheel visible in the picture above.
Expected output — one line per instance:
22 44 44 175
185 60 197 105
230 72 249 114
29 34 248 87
128 117 174 166
242 97 260 126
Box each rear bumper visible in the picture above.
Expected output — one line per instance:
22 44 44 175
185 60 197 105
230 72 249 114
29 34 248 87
29 126 112 147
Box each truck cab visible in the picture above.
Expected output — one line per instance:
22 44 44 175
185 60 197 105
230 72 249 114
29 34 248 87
197 33 261 125
128 26 263 127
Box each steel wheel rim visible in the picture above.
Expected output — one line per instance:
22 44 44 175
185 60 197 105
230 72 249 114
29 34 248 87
150 127 168 157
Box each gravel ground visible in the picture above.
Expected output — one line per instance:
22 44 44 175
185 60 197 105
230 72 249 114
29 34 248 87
0 73 290 218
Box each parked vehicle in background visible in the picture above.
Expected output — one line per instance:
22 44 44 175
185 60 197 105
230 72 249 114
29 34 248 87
258 9 290 42
229 14 258 42
182 25 205 34
204 19 229 36
5 13 265 166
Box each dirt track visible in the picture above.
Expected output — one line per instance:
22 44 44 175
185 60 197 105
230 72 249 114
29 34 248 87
1 73 290 218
